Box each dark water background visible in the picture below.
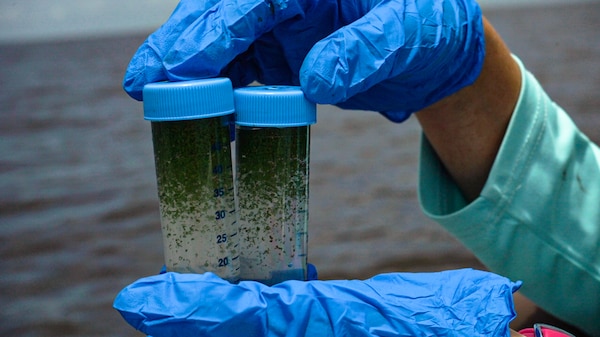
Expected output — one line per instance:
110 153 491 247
1 3 599 336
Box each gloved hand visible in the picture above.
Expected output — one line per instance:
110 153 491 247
124 0 485 122
114 268 520 336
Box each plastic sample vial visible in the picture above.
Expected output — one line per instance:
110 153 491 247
143 78 240 283
234 86 316 285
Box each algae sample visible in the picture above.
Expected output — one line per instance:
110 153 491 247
236 125 309 285
151 115 240 281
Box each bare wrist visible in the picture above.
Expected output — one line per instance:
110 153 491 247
415 17 521 201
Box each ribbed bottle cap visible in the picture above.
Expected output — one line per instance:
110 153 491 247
143 78 235 121
234 86 316 127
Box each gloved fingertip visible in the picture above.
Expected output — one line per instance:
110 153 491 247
378 110 413 123
307 263 318 280
299 66 344 105
300 32 358 106
513 280 523 292
113 291 146 332
123 42 168 101
122 77 143 101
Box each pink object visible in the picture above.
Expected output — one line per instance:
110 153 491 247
519 324 575 337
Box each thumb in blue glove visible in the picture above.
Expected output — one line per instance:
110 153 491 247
114 268 520 336
123 0 484 123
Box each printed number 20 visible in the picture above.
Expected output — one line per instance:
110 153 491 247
218 257 229 267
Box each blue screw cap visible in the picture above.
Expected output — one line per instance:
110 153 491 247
143 78 235 121
234 86 316 127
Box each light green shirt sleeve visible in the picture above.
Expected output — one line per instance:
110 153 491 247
418 56 600 335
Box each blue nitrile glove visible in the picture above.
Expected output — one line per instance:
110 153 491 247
124 0 485 122
114 268 520 336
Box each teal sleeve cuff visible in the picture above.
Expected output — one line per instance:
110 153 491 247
418 56 600 335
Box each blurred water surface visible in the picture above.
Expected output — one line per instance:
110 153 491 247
1 3 599 336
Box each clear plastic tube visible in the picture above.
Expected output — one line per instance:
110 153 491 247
144 78 240 283
234 86 316 285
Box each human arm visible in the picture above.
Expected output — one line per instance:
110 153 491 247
415 18 600 336
415 17 520 202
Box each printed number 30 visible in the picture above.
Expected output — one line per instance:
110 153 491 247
215 210 226 220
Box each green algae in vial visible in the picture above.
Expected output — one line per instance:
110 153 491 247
144 78 240 283
234 86 316 286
